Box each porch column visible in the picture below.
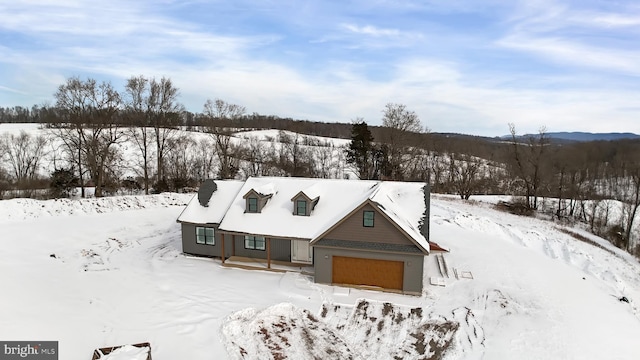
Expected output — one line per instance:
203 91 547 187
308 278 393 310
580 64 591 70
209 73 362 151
221 233 225 264
267 237 271 269
232 235 236 256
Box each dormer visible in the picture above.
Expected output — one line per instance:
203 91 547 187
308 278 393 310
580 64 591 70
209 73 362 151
290 191 320 216
243 184 275 213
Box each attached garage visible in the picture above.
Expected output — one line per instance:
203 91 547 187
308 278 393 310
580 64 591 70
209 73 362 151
332 256 404 290
313 245 425 294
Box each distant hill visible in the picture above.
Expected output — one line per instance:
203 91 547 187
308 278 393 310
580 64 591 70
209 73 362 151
545 132 640 142
501 132 640 143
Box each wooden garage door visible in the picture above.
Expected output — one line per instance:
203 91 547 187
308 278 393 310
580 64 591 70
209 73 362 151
332 256 404 290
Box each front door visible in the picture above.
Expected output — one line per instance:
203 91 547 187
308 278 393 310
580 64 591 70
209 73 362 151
291 240 312 264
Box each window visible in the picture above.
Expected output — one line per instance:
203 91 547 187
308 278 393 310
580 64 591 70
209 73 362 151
247 197 258 213
196 226 215 245
296 199 307 216
363 211 374 227
244 235 266 250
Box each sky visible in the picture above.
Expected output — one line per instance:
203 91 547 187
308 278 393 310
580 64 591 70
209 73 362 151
0 0 639 136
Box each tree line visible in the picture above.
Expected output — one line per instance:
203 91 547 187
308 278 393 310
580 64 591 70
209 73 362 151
344 115 640 255
0 75 351 198
0 75 639 255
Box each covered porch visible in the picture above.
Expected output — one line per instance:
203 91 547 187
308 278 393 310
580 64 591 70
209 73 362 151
217 231 313 270
221 256 314 275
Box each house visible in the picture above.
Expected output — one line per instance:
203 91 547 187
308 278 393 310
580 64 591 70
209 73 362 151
176 177 445 294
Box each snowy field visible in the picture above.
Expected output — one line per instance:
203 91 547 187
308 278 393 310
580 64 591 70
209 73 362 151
1 193 640 359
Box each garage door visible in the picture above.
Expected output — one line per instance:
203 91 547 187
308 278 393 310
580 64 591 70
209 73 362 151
332 256 404 290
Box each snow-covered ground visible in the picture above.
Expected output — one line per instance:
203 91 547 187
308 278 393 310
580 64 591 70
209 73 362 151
1 193 640 359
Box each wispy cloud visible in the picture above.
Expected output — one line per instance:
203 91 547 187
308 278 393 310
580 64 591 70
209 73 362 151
342 24 401 37
498 35 640 75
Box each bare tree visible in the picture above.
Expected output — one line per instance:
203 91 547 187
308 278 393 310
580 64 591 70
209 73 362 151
203 98 246 179
449 152 483 200
82 81 124 197
124 76 154 194
278 131 313 177
313 141 336 179
53 77 92 197
508 124 549 209
379 103 422 180
149 77 183 189
613 144 640 251
239 137 271 178
165 135 198 190
193 137 215 181
52 77 125 197
0 131 48 189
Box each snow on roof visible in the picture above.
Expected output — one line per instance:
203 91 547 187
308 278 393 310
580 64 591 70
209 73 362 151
252 182 276 197
177 180 245 224
300 182 322 200
215 177 429 251
219 177 379 240
96 345 150 360
369 182 430 251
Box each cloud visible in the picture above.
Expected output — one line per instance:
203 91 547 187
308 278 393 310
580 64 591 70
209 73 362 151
0 0 639 137
497 35 640 75
496 1 640 75
342 24 401 37
587 13 640 27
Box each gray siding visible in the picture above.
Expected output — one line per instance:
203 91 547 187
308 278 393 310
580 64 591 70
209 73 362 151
313 247 424 293
233 236 291 262
181 225 292 261
181 223 232 258
323 204 415 246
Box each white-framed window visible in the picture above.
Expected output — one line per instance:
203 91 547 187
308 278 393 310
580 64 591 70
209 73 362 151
196 226 215 245
244 235 266 250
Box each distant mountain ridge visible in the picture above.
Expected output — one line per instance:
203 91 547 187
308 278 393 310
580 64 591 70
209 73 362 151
545 132 640 142
501 132 640 143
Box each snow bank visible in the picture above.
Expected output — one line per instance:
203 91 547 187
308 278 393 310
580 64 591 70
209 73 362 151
0 193 192 223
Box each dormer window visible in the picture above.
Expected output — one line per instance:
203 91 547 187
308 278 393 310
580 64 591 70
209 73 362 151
247 197 258 213
295 199 307 216
291 189 320 216
243 186 274 214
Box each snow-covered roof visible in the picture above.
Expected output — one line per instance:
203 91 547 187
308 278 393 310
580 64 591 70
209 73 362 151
369 181 429 251
178 177 431 251
177 180 245 224
299 183 322 200
251 182 276 197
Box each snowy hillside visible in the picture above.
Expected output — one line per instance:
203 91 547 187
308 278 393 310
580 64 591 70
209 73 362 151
0 123 352 181
1 193 639 359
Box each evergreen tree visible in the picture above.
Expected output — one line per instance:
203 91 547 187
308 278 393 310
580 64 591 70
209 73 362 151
345 121 376 179
49 168 79 198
